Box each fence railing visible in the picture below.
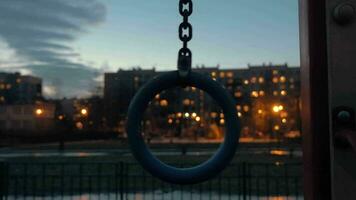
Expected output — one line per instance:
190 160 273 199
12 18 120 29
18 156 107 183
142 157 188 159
0 161 303 200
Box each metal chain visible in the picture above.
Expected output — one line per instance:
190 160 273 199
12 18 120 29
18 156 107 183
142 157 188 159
178 0 193 78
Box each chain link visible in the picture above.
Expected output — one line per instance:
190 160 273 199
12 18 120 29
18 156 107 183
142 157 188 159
178 0 193 78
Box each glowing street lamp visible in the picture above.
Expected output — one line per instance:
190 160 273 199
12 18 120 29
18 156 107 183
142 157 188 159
81 108 88 116
35 108 43 116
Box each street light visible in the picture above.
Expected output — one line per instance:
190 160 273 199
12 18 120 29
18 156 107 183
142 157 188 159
35 108 43 116
81 108 88 116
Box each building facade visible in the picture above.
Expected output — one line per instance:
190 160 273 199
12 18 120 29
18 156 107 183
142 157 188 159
104 64 301 139
0 72 42 104
0 102 56 132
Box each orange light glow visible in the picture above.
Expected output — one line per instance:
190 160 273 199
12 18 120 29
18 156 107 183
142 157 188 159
274 125 280 131
273 106 280 113
76 122 84 130
220 119 225 125
270 150 289 156
35 108 43 116
81 108 88 116
160 99 168 107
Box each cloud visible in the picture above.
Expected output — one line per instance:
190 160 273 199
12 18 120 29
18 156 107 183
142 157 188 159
0 0 107 98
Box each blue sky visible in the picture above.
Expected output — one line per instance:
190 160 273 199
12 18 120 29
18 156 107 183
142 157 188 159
75 0 300 71
0 0 299 97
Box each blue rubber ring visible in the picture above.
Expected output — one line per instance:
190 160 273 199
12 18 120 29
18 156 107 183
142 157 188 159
126 71 240 185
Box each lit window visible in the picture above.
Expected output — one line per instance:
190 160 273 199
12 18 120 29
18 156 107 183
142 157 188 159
272 77 279 83
227 79 234 84
220 119 225 125
243 105 249 112
280 76 286 83
220 113 224 118
244 80 249 85
192 112 197 118
219 72 225 78
237 112 242 117
280 111 288 118
183 99 190 106
258 77 264 83
282 118 287 123
258 109 263 114
191 87 196 91
210 112 218 118
274 125 280 131
235 91 242 98
0 84 4 90
251 77 257 84
279 105 284 111
227 72 234 78
155 94 160 99
281 90 287 96
160 99 168 107
211 72 216 77
273 105 284 113
236 105 242 111
16 79 21 83
273 70 279 75
195 116 201 122
273 91 279 96
259 91 265 96
168 118 173 124
251 91 259 98
76 122 84 130
184 112 190 118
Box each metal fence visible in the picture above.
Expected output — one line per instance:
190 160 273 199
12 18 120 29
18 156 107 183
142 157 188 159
0 161 303 200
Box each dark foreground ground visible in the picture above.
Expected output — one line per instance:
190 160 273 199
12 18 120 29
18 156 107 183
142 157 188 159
0 140 303 199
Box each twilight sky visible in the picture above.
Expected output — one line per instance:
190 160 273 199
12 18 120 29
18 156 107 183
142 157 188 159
0 0 299 98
